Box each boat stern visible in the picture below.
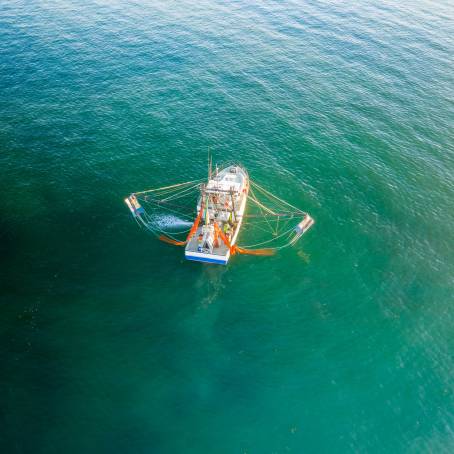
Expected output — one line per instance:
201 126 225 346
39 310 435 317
185 250 230 265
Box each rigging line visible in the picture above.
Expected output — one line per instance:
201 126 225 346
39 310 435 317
272 235 301 250
135 214 177 239
156 202 195 213
158 183 200 203
139 188 185 200
141 203 194 221
134 179 203 195
247 197 297 231
143 200 195 215
246 231 297 251
145 225 185 243
250 180 306 213
251 180 307 214
139 197 195 212
240 226 296 248
249 186 288 212
142 213 153 225
248 187 268 232
243 216 296 227
242 219 276 234
135 213 150 229
243 212 299 218
250 223 275 235
249 187 277 235
137 179 203 195
147 226 191 235
143 204 194 222
247 193 277 215
243 218 294 227
249 188 277 215
243 219 295 231
133 210 151 225
139 186 182 197
138 188 194 200
141 182 200 200
159 181 201 196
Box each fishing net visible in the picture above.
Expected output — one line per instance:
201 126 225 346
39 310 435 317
131 180 203 242
239 180 310 251
125 175 314 255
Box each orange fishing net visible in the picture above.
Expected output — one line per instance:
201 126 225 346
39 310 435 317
214 223 275 256
233 246 275 256
186 202 204 242
159 235 186 246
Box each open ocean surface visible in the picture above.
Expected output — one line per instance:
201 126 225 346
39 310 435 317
1 1 454 452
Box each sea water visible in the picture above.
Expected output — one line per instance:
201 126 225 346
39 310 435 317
1 1 453 452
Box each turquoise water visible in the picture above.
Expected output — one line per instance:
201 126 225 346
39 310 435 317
1 1 454 452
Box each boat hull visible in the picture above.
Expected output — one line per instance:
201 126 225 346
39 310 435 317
185 250 230 265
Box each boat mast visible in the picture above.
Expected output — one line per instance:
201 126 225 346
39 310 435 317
205 194 210 225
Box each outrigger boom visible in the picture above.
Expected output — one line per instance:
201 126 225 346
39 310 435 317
125 162 314 265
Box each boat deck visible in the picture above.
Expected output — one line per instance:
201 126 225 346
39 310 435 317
185 225 230 257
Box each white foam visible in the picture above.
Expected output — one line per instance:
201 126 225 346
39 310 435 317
152 214 192 230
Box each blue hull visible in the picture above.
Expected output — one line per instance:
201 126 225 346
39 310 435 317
185 255 228 265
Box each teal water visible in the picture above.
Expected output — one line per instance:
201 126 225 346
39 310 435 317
1 1 454 452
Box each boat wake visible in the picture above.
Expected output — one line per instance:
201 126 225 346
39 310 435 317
150 214 192 230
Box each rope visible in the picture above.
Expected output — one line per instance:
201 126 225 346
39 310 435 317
250 180 306 214
128 175 312 256
158 183 200 203
145 204 194 222
248 191 277 215
239 226 295 248
148 225 191 235
135 179 203 195
249 186 276 235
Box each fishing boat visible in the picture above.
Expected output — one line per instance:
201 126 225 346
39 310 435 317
184 164 248 264
125 161 314 265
